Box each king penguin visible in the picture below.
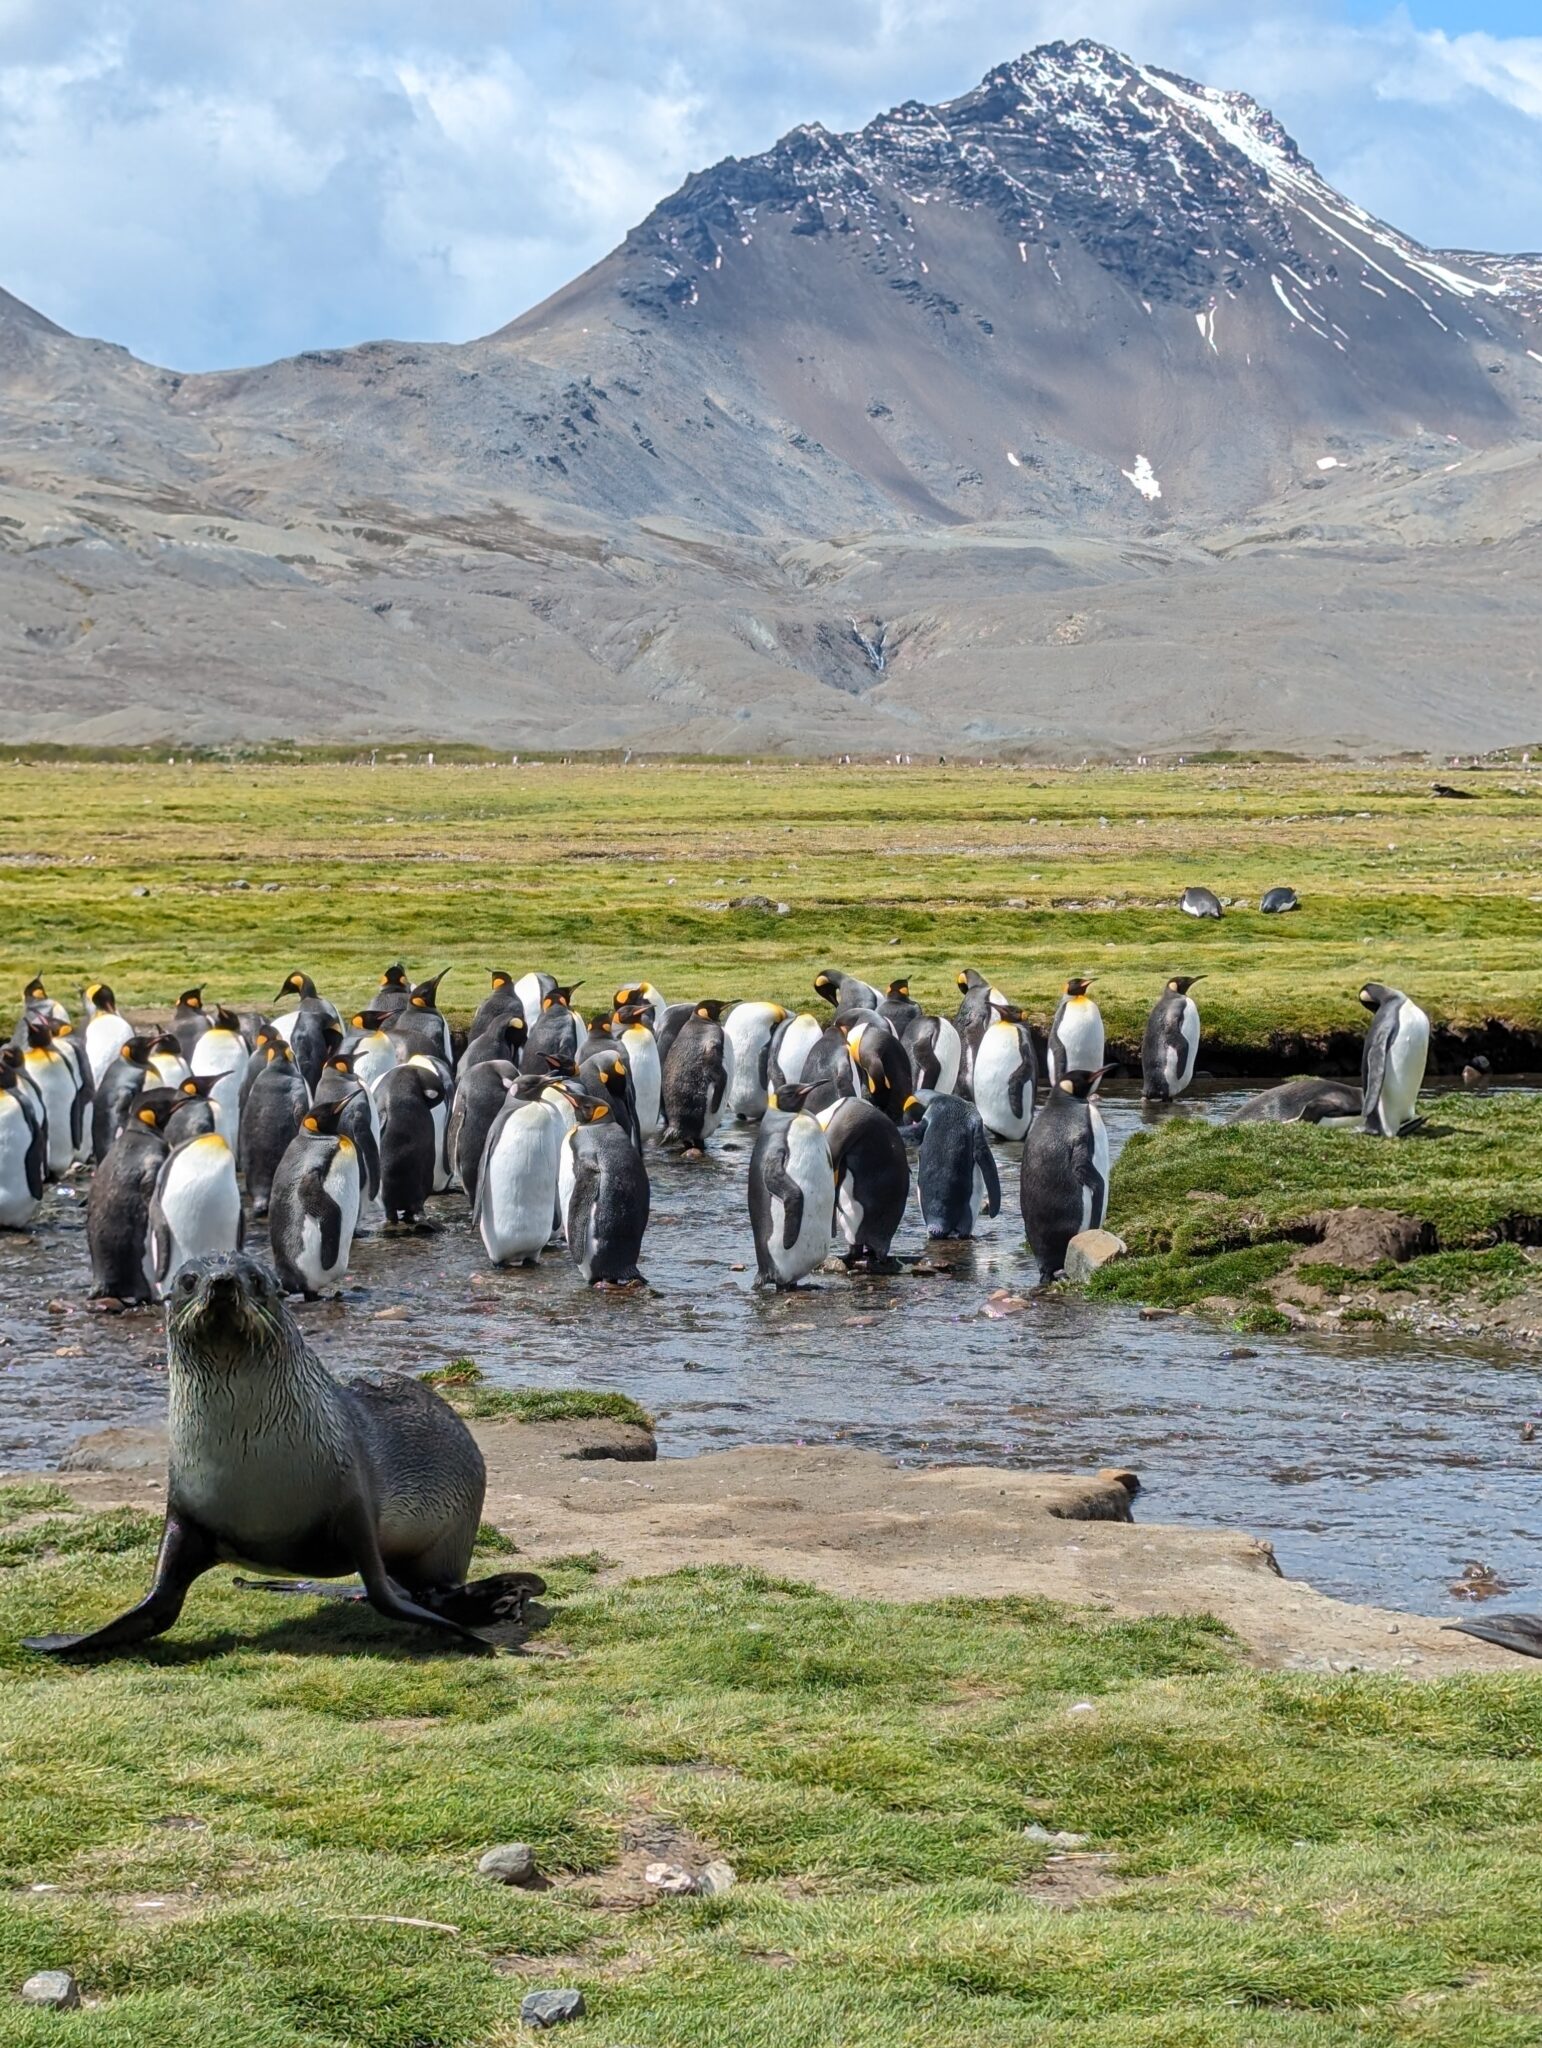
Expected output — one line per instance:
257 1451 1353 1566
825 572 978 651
268 1096 362 1298
0 1054 46 1228
1019 1069 1111 1284
614 1003 662 1137
822 1095 910 1268
83 984 133 1086
86 1088 180 1302
661 1001 734 1152
238 1040 310 1215
469 970 525 1044
1047 977 1105 1088
148 1127 243 1297
723 1001 787 1121
971 1006 1037 1142
748 1083 835 1289
93 1036 156 1163
1360 983 1430 1137
475 1073 566 1265
563 1096 650 1285
375 1061 447 1227
190 1005 249 1145
1141 976 1203 1102
904 1094 1001 1239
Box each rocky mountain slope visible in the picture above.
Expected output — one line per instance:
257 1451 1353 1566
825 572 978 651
1 39 1540 754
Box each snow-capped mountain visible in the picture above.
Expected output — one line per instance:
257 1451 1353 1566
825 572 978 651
1 40 1540 753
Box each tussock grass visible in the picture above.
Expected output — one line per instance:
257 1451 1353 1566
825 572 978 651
6 759 1542 1048
0 1525 1540 2043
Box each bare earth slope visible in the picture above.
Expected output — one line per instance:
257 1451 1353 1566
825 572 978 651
2 39 1541 754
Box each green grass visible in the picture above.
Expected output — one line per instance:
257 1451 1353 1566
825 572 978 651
7 759 1542 1048
2 1510 1542 2045
414 1368 654 1433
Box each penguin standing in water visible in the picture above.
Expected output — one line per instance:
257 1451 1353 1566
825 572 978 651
1360 983 1430 1137
475 1074 565 1265
723 1001 787 1121
314 1057 382 1206
1047 978 1105 1088
93 1036 156 1162
404 1052 455 1192
1020 1069 1112 1284
768 1011 823 1093
614 1003 662 1137
190 1006 248 1144
0 1056 46 1228
83 984 133 1085
165 1075 221 1145
904 1094 1001 1239
822 1096 909 1268
46 1016 94 1164
953 967 1007 1099
375 1062 447 1228
1141 977 1204 1102
564 1098 650 1285
148 1129 243 1296
448 1061 517 1205
22 1020 79 1177
520 985 583 1074
170 988 211 1061
841 1019 916 1122
661 1001 734 1153
86 1089 180 1302
238 1041 309 1215
971 1005 1037 1141
903 1013 962 1095
748 1083 835 1289
269 1097 362 1298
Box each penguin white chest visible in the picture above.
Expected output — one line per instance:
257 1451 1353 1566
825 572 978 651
1083 1109 1111 1232
480 1105 562 1264
25 1051 77 1175
85 1014 133 1087
623 1029 662 1134
0 1092 40 1226
1379 1003 1431 1133
158 1136 241 1288
973 1025 1032 1140
1054 1000 1105 1080
768 1115 834 1281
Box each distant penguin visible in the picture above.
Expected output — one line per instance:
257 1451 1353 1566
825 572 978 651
447 1060 517 1205
877 979 922 1036
1227 1077 1363 1125
1047 977 1104 1088
520 984 583 1074
371 962 413 1016
613 981 669 1033
475 1074 565 1265
469 971 525 1045
0 1055 46 1228
814 968 882 1012
269 1097 362 1298
15 974 69 1036
376 1061 447 1226
822 1097 909 1268
1020 1069 1111 1284
148 1130 243 1297
21 1019 78 1177
238 1041 309 1215
953 968 1008 1098
86 1089 179 1301
513 971 559 1027
723 1001 788 1120
1360 983 1430 1138
342 1010 398 1089
903 1013 962 1095
748 1085 835 1289
315 1056 383 1204
458 1014 528 1077
272 972 342 1048
284 996 340 1094
768 1011 823 1092
1180 886 1223 920
614 1004 662 1136
388 972 452 1063
190 1005 248 1144
661 1001 734 1152
170 987 212 1059
1141 976 1204 1102
1261 887 1299 914
564 1100 650 1284
905 1094 1000 1239
971 1006 1037 1141
93 1036 156 1162
165 1074 221 1145
83 984 133 1085
236 1024 286 1118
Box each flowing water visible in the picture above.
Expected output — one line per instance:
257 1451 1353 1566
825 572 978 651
2 1080 1538 1618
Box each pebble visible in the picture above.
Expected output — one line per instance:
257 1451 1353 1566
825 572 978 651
520 1989 585 2028
1023 1825 1089 1847
130 885 150 898
20 1971 81 2011
643 1862 695 1894
261 882 282 892
478 1843 538 1887
1067 1701 1096 1716
696 1859 736 1896
372 1306 410 1321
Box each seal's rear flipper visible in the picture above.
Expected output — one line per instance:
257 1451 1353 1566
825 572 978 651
422 1572 547 1626
1445 1614 1542 1658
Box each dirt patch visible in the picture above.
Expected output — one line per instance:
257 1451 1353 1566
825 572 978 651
1297 1208 1432 1270
564 1816 718 1913
1022 1852 1124 1908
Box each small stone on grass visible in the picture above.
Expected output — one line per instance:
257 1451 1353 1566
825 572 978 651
478 1843 538 1887
521 1988 585 2028
20 1971 80 2011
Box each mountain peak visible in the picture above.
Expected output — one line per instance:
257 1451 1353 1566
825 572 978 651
0 285 67 336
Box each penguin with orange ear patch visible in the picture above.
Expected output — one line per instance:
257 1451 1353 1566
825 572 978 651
269 1097 362 1298
563 1094 649 1285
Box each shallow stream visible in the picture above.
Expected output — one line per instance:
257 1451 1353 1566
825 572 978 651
2 1080 1538 1619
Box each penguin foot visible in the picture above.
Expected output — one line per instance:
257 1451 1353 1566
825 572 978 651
1444 1614 1542 1659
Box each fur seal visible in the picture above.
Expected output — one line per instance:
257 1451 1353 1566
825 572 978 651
24 1252 542 1658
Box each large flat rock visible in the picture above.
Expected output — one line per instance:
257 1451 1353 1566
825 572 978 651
27 1425 1520 1677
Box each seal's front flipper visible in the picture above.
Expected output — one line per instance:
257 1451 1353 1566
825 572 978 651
1446 1614 1542 1659
422 1572 547 1626
24 1516 217 1657
232 1577 368 1602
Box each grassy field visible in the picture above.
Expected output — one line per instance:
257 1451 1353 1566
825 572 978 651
6 758 1542 1053
4 1491 1542 2046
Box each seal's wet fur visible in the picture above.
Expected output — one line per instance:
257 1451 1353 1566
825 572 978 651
25 1252 542 1657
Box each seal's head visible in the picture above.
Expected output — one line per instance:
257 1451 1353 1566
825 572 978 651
166 1252 292 1373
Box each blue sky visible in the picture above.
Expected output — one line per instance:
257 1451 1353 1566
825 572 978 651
1 1 1538 370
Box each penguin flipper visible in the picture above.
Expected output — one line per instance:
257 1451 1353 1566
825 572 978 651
1444 1614 1542 1659
566 1153 601 1275
765 1158 806 1251
24 1120 45 1201
975 1128 1002 1218
1361 1007 1397 1128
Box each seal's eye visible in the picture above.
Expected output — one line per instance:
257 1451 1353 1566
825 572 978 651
177 1270 198 1294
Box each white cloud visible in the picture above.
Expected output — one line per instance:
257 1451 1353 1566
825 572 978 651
0 2 1539 368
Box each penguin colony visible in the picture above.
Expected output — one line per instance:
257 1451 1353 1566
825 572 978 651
1 951 1432 1298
